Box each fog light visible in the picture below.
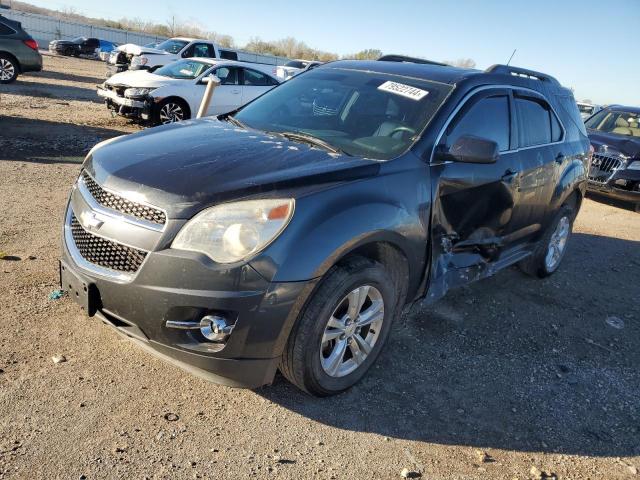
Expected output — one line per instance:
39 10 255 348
199 315 234 341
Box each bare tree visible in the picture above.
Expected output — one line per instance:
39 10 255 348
444 58 477 68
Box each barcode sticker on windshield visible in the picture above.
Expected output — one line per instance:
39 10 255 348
378 81 429 101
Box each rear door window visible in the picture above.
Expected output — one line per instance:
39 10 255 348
515 95 562 147
243 68 272 86
446 95 511 152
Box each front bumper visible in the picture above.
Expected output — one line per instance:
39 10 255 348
587 168 640 205
97 87 153 121
60 181 316 388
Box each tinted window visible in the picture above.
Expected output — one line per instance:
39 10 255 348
515 96 562 147
446 95 510 151
214 66 238 85
285 60 308 69
0 22 15 36
192 43 213 58
243 69 271 86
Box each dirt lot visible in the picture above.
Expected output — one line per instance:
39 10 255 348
0 55 639 480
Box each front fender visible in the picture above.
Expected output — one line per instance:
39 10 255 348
249 174 430 289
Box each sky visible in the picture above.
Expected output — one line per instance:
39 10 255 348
25 0 639 105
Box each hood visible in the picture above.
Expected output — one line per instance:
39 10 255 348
587 130 640 158
105 69 178 88
116 43 169 56
87 119 380 219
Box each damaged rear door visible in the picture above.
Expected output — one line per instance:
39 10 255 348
431 88 521 262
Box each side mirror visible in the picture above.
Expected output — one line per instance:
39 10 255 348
436 135 499 164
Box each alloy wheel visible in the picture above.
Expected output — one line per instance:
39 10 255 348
0 58 15 81
320 285 384 378
545 215 570 271
159 103 185 124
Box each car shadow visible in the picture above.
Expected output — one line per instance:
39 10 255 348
2 80 99 102
25 69 104 85
586 191 637 213
256 232 640 458
0 116 135 162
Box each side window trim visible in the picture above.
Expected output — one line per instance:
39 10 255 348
430 85 567 164
511 90 566 150
441 87 512 152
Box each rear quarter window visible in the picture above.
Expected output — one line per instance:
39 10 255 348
555 95 588 141
0 22 16 36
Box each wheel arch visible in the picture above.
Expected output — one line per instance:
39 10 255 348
156 95 192 120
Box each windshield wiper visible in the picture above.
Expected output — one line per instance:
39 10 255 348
225 115 247 129
276 131 349 156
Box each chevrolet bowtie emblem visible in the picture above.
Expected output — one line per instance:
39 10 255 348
81 211 104 230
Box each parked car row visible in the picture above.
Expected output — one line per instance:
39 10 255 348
97 58 281 124
48 36 118 59
61 56 596 395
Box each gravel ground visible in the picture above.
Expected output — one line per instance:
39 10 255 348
0 55 639 480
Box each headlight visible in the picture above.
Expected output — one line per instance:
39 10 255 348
124 87 153 98
131 56 148 67
172 199 295 263
627 160 640 170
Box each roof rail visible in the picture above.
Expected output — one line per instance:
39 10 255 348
486 64 560 85
378 54 448 67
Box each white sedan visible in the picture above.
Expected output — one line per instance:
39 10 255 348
97 58 281 125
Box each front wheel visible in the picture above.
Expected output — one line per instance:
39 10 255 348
156 98 189 125
280 257 399 396
0 55 19 84
519 204 574 278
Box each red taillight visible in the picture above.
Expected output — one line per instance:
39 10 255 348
23 39 38 51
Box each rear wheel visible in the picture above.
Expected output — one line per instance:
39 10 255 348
519 204 574 278
0 55 18 84
156 98 189 125
280 257 399 396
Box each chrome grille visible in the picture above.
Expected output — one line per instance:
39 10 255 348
588 153 625 184
81 172 166 225
70 214 147 273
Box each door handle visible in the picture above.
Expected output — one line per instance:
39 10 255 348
555 153 565 164
501 169 518 183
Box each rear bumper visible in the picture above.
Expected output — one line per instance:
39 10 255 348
18 48 43 72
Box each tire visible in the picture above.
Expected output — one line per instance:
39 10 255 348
280 256 400 396
155 98 190 125
518 204 574 278
0 54 19 84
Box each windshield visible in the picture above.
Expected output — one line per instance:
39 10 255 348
71 37 86 43
156 39 189 54
285 60 309 69
155 60 211 79
234 68 452 160
578 104 594 115
585 110 640 137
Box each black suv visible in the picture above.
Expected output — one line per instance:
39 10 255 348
60 58 590 396
585 105 640 211
0 14 42 83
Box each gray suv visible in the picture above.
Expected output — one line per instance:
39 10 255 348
0 14 42 83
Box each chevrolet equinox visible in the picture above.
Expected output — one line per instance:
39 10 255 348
60 57 590 396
